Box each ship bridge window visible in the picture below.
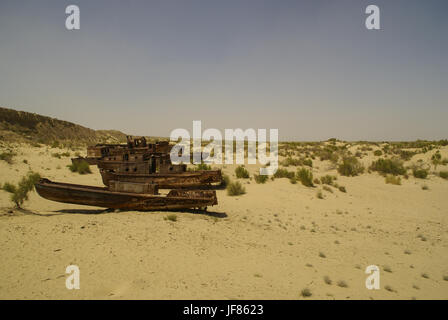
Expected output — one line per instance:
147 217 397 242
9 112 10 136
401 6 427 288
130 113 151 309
124 154 129 161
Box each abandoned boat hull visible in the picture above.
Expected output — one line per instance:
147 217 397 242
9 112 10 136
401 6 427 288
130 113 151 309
35 179 217 211
100 169 222 189
71 157 100 165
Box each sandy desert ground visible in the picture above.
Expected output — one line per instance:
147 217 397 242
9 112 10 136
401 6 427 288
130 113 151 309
0 142 447 299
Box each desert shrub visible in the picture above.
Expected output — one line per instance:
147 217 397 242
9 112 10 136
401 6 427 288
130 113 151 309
302 159 313 167
319 150 339 163
397 150 416 161
274 168 295 179
360 146 373 152
2 171 41 208
220 174 230 188
316 190 324 199
370 158 406 176
439 171 448 180
195 163 212 171
297 168 314 187
23 159 28 164
289 176 297 184
61 152 71 157
329 153 340 164
0 151 16 164
320 175 336 185
281 157 302 167
227 181 246 196
313 178 321 185
338 186 346 193
323 185 333 193
338 157 364 176
431 151 442 168
385 174 401 185
422 146 433 153
51 141 60 148
431 151 441 161
68 160 92 174
254 174 268 184
235 165 249 179
164 214 177 222
301 288 312 298
413 168 428 179
1 182 17 193
373 150 382 156
51 152 62 159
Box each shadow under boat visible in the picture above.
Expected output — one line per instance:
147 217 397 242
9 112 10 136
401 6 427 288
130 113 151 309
53 208 227 218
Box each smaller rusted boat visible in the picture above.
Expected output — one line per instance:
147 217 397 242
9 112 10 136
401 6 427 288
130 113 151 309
99 169 222 189
71 157 99 165
35 178 217 211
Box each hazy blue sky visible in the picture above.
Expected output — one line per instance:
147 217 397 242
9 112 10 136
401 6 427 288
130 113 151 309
0 0 447 140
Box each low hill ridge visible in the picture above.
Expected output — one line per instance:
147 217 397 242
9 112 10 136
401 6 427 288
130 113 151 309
0 107 127 145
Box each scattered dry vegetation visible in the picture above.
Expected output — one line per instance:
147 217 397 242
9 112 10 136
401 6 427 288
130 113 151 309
227 180 246 196
254 174 268 184
413 168 428 179
235 165 250 179
385 174 401 185
296 168 314 187
1 171 41 208
0 150 16 164
338 156 364 176
67 160 92 174
370 158 406 176
164 214 177 222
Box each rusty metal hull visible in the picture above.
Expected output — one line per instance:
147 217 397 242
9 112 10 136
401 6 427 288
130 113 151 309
71 157 99 165
100 169 222 189
35 179 217 211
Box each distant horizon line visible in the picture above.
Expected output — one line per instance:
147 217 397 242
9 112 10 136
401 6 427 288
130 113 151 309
1 106 446 143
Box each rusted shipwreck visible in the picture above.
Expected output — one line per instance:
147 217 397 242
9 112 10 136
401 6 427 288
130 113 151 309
71 136 171 165
73 136 222 188
35 136 222 211
35 179 217 211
